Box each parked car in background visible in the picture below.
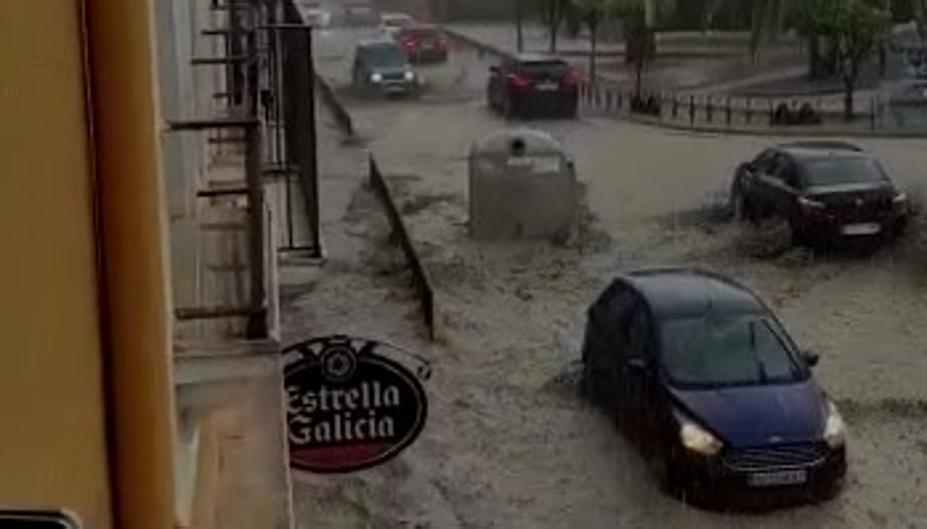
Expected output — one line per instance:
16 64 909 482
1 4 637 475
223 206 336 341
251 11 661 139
341 1 380 26
396 25 450 64
581 268 847 502
487 55 580 119
730 142 910 247
351 40 421 96
301 2 331 28
380 12 416 39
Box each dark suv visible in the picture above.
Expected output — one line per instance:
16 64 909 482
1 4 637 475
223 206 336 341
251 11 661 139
351 41 420 96
487 55 580 119
730 142 910 246
581 268 846 502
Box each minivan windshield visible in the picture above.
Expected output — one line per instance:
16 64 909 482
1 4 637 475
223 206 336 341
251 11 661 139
361 44 407 68
661 316 806 388
802 156 888 188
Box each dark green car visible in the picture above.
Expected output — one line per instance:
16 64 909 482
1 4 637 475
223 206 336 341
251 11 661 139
351 40 421 96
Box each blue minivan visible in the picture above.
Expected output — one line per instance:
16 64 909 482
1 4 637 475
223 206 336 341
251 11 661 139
581 267 846 502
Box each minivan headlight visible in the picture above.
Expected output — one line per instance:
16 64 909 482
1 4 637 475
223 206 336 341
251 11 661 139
824 400 846 448
404 70 415 81
370 72 383 83
680 420 723 456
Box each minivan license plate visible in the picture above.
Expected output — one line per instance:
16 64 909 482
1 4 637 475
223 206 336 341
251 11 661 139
748 470 807 487
537 82 559 91
841 223 881 236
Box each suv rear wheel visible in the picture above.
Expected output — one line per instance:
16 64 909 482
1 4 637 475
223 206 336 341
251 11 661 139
503 96 517 119
730 185 753 222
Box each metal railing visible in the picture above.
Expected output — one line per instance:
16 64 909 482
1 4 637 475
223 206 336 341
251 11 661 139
368 157 436 341
315 74 355 138
578 82 889 135
443 27 925 136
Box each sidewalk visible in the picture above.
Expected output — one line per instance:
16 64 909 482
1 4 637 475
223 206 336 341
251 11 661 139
444 22 877 112
445 22 756 57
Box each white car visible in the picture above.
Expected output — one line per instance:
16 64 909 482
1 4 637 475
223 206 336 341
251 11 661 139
379 12 415 38
303 6 331 28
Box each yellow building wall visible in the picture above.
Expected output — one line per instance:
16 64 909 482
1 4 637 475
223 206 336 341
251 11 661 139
0 1 112 527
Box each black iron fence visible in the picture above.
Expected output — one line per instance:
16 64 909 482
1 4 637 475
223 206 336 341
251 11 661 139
579 82 888 134
368 157 436 341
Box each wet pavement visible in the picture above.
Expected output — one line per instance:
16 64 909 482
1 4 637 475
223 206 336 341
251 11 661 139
285 27 927 529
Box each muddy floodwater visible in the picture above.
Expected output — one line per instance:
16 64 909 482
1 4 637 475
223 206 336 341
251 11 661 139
281 27 927 529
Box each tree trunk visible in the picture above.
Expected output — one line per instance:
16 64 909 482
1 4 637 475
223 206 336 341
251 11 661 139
589 18 598 80
550 22 558 53
548 3 559 54
635 58 644 99
827 39 840 76
844 79 855 121
879 45 887 78
808 36 821 79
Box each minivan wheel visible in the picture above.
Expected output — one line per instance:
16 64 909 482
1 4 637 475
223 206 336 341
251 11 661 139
812 476 844 502
730 187 752 223
580 360 600 404
653 444 690 499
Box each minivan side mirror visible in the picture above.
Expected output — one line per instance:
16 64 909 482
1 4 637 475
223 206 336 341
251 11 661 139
802 350 820 367
627 357 647 371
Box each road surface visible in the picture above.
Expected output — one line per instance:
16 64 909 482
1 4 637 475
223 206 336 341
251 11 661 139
282 26 927 529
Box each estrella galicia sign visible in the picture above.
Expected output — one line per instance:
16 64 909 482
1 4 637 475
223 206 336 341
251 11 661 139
283 335 430 473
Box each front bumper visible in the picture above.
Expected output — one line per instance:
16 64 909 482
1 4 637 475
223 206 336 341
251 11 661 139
371 79 417 95
796 210 908 242
675 444 847 498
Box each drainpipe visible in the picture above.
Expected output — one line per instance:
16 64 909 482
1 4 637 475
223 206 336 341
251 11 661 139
84 0 176 528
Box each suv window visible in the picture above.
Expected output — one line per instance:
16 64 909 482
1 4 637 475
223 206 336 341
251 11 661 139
517 61 568 77
772 154 800 188
626 307 651 361
359 44 406 68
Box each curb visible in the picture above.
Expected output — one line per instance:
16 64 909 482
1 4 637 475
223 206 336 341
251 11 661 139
441 26 927 139
314 73 355 139
620 114 927 139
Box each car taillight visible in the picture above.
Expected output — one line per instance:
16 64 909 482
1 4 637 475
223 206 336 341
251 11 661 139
506 73 533 90
563 68 581 87
798 196 826 216
438 38 450 52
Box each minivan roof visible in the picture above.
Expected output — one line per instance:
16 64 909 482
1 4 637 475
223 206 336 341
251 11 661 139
620 267 766 319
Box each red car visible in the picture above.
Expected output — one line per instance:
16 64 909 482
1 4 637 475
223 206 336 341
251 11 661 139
487 55 581 119
396 26 450 64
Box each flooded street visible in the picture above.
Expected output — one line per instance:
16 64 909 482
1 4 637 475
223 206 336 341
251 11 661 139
283 27 927 529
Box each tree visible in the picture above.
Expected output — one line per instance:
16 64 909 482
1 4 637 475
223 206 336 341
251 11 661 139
798 0 890 120
612 0 676 97
748 0 792 62
537 0 573 52
572 0 616 78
